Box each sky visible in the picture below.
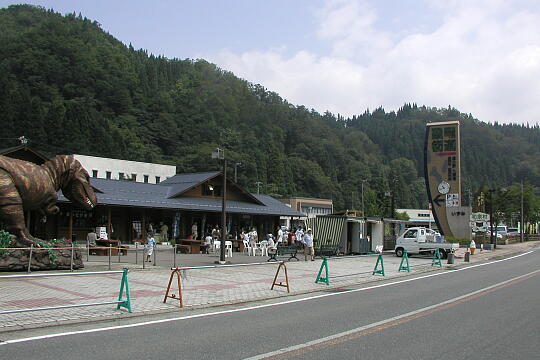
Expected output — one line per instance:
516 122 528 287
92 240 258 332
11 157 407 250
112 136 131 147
3 0 540 125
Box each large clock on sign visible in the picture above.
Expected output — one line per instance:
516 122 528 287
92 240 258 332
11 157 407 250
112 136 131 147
438 181 450 194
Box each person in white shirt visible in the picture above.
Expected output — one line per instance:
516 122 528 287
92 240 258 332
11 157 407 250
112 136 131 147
296 227 304 243
250 229 258 244
204 235 213 254
277 226 284 243
267 236 277 250
303 228 314 261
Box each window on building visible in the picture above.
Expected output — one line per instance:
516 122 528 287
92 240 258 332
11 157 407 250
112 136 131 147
92 170 98 178
144 175 149 183
202 184 221 196
131 173 137 182
155 176 161 183
106 171 111 179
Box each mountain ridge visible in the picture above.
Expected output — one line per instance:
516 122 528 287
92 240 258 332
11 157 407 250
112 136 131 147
1 4 538 214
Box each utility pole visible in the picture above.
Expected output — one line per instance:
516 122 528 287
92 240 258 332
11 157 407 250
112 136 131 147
212 148 227 263
520 180 524 243
391 178 398 219
255 181 262 195
489 188 495 249
361 179 368 217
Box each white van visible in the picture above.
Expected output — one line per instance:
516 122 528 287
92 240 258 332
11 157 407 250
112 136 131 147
395 227 459 259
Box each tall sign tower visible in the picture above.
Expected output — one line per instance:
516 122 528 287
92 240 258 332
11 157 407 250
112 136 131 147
424 121 463 237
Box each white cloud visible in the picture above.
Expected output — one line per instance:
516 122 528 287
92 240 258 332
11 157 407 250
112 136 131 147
208 0 540 125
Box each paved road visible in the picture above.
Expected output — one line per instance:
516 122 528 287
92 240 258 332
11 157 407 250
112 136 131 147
1 248 539 360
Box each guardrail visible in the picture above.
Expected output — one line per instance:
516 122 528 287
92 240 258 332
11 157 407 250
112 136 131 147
0 268 132 314
164 261 289 308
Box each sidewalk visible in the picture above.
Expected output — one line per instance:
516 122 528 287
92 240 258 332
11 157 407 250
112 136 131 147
1 241 537 332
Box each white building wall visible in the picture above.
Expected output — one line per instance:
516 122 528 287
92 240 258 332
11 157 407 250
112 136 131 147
396 208 435 226
371 222 384 250
73 155 176 184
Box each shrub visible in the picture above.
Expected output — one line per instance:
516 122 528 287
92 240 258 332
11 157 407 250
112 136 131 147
445 237 471 247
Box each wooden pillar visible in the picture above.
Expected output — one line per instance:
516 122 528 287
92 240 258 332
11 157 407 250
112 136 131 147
126 208 133 244
201 213 207 239
142 209 147 240
107 206 112 240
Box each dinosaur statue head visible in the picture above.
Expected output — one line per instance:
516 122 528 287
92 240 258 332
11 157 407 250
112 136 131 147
62 160 97 211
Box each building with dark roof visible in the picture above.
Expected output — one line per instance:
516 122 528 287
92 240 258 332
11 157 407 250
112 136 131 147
0 144 49 165
0 146 304 244
54 171 304 244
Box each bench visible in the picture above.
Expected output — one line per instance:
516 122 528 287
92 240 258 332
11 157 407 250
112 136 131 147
89 241 128 256
175 244 192 254
315 244 340 258
267 245 300 262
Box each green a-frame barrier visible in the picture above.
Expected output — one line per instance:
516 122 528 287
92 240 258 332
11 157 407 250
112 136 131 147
398 251 410 272
432 248 442 267
372 254 385 276
315 257 330 285
117 268 132 313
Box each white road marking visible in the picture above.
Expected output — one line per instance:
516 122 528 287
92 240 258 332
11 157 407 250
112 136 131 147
243 268 540 360
0 250 534 346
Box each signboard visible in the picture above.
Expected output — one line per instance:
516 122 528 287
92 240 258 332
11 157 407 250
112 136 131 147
424 121 461 237
470 212 490 222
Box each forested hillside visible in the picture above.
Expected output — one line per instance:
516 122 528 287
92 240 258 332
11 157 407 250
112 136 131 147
1 5 539 215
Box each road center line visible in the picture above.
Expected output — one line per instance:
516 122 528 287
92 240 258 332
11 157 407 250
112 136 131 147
243 269 540 360
0 250 534 346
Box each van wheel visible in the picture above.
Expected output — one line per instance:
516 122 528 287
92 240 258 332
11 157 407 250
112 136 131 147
438 249 447 259
395 248 404 257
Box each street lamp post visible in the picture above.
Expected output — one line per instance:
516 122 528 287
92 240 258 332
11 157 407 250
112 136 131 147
520 180 524 243
489 188 495 249
212 148 227 263
234 162 242 183
390 178 398 219
361 179 368 217
255 181 262 195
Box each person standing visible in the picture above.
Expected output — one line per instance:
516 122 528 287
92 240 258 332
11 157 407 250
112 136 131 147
296 227 304 244
212 226 219 240
303 228 315 261
277 226 284 244
288 228 296 245
160 222 169 242
146 233 156 262
191 223 198 240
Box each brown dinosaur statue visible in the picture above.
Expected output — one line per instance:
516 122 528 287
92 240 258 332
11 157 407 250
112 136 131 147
0 155 97 246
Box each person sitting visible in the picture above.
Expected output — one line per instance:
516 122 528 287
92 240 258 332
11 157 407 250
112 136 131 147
267 236 277 250
87 230 97 246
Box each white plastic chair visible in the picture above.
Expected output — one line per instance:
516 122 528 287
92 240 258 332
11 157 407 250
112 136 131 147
248 241 257 256
213 240 220 253
242 240 250 255
225 241 233 258
259 240 269 256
